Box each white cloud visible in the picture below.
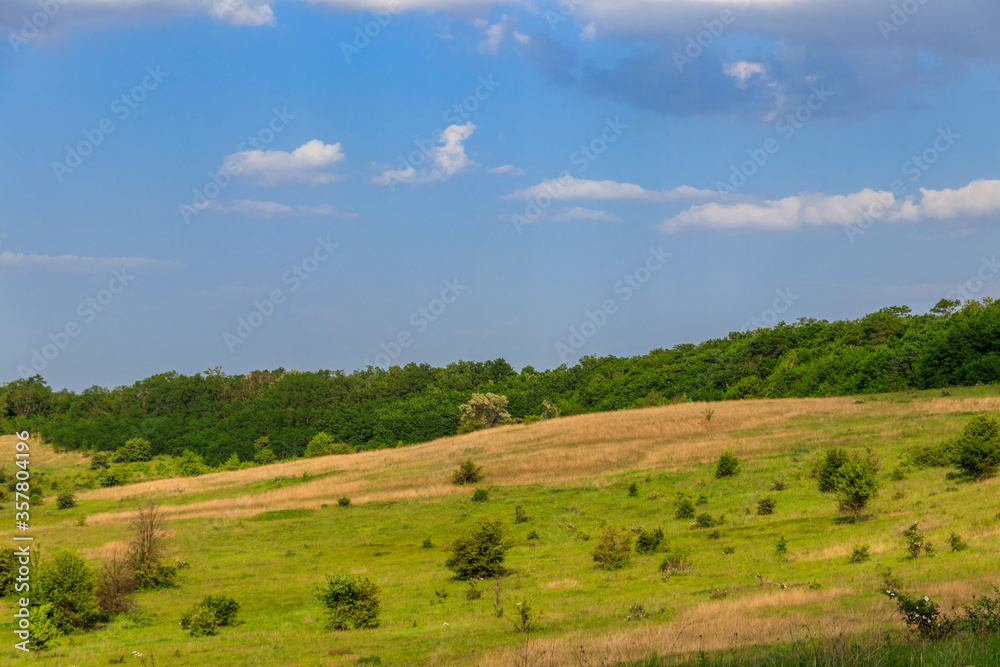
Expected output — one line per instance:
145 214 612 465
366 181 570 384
0 251 182 272
724 61 767 89
373 122 477 186
504 175 719 202
580 22 597 41
224 140 346 187
662 179 1000 232
550 207 622 223
487 164 524 176
475 17 505 54
209 0 275 26
204 199 358 219
0 0 276 30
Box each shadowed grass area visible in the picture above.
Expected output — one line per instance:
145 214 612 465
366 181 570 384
1 385 999 665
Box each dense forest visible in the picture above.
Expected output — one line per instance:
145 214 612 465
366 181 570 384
2 298 999 466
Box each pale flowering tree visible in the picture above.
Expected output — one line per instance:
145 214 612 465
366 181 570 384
458 393 510 430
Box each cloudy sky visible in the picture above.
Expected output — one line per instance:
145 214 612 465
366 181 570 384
2 0 999 391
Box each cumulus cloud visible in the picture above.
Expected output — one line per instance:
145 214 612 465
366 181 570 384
475 16 505 54
0 0 275 32
662 179 1000 233
0 251 182 272
504 175 719 202
373 123 477 187
224 140 346 187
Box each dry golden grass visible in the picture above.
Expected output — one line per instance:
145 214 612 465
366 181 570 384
78 395 999 527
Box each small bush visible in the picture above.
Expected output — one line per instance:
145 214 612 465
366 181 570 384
99 469 129 487
635 528 664 555
465 580 483 600
95 550 137 615
337 497 351 507
960 585 1000 633
181 595 240 636
848 544 871 563
948 532 968 552
592 526 632 570
770 479 787 491
452 458 483 485
757 497 776 515
890 465 909 481
526 530 539 540
472 488 489 502
28 604 62 650
514 505 528 524
56 493 76 510
90 452 110 470
695 513 715 528
315 574 381 630
422 538 433 549
695 493 709 505
902 523 927 559
36 550 98 631
715 450 741 478
659 547 691 576
951 414 1000 480
627 482 638 498
775 535 788 558
445 518 513 580
834 458 881 520
675 495 695 520
884 590 953 640
722 546 735 555
703 408 714 421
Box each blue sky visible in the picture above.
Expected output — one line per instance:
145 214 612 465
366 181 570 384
2 0 999 391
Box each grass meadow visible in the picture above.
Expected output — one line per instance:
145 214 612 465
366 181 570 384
3 386 1000 665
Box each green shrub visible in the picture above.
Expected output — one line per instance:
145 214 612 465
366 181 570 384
951 414 1000 480
472 488 489 502
422 537 433 548
959 585 1000 634
890 465 909 481
36 550 98 631
445 518 513 580
180 595 240 636
304 432 352 458
948 532 968 552
315 573 381 630
722 546 735 555
452 458 483 485
465 580 483 600
592 526 632 570
902 523 928 559
115 438 152 463
715 450 741 478
98 469 129 487
695 513 716 528
675 495 695 520
848 544 871 563
627 482 638 497
757 497 777 515
658 547 691 576
27 604 62 650
56 493 76 510
634 528 664 555
175 449 210 476
90 452 110 470
834 458 881 519
883 589 952 640
775 535 788 558
338 497 351 507
817 448 851 492
695 493 709 505
514 505 528 524
526 530 539 541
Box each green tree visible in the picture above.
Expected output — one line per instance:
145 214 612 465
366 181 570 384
592 526 632 570
834 458 881 520
175 449 209 476
36 550 98 631
458 393 511 431
817 448 851 492
950 414 1000 480
116 437 153 463
304 432 351 457
253 436 277 465
715 450 741 478
445 518 513 580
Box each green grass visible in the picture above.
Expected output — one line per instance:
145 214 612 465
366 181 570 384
2 386 1000 665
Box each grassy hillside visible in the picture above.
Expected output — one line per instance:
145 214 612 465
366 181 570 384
3 386 1000 665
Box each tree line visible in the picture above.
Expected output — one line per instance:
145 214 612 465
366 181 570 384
2 298 999 466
